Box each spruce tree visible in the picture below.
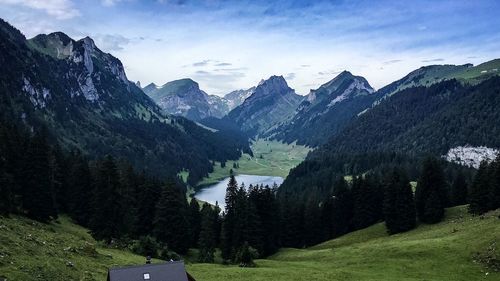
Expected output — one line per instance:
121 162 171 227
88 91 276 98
89 156 122 242
469 161 492 215
415 157 448 223
118 163 139 236
135 176 161 237
23 132 58 222
221 172 238 260
67 152 93 226
188 199 202 247
451 171 468 206
303 197 322 246
383 168 416 234
490 156 500 210
153 181 190 254
198 203 217 263
330 177 353 237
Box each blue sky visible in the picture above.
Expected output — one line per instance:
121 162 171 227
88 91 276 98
1 0 500 95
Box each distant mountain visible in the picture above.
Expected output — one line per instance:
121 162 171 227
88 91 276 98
224 87 256 110
374 60 500 103
0 19 248 184
281 76 500 199
143 78 229 120
226 76 303 136
268 71 375 146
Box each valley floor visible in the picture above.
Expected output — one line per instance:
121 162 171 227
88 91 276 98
1 206 498 280
196 139 311 186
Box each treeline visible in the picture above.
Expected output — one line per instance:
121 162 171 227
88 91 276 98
0 120 202 256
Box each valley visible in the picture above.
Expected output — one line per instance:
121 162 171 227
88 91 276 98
197 139 311 186
0 4 499 280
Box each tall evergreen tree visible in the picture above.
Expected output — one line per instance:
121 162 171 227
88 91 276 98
490 156 500 210
135 175 161 237
330 177 353 237
23 131 58 222
469 161 492 215
89 156 122 242
153 181 190 254
221 172 238 260
451 170 468 206
383 168 416 234
67 152 93 226
118 163 139 236
198 203 218 263
415 157 448 223
303 196 322 246
188 199 202 247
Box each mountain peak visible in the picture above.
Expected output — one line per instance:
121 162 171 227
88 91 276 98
255 75 292 96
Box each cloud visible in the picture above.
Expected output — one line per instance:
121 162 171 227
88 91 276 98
193 60 211 67
93 34 131 52
0 0 80 19
101 0 119 6
192 68 247 95
383 59 403 65
284 72 296 80
215 62 232 66
421 58 445 63
301 64 311 67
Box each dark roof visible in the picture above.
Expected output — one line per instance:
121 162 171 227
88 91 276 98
107 261 189 281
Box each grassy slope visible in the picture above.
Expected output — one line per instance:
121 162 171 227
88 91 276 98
1 206 498 280
0 215 154 281
197 139 311 186
188 206 499 281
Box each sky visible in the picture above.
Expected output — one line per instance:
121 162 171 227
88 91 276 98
1 0 500 96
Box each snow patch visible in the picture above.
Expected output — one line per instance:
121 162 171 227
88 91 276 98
443 146 498 169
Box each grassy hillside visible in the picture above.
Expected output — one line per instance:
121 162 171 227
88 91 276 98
197 139 311 186
1 206 498 280
188 206 499 281
0 215 153 280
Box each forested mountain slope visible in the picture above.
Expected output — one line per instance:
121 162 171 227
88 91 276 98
280 77 500 199
268 71 376 146
0 19 248 184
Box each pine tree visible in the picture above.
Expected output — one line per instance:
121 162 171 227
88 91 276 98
423 189 444 223
383 168 416 234
89 156 122 242
330 177 353 237
198 203 217 263
469 161 492 215
153 181 190 254
221 173 238 260
188 199 202 247
67 152 93 226
135 176 161 237
118 163 139 236
303 196 322 246
415 157 448 223
451 171 468 206
23 131 58 222
489 156 500 210
0 124 13 215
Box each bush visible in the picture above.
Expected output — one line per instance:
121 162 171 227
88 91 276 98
235 242 258 267
160 245 181 261
131 236 160 258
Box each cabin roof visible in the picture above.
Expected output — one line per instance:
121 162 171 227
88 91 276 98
107 261 189 281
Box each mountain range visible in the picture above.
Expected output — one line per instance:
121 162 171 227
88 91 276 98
142 79 255 121
0 19 249 185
